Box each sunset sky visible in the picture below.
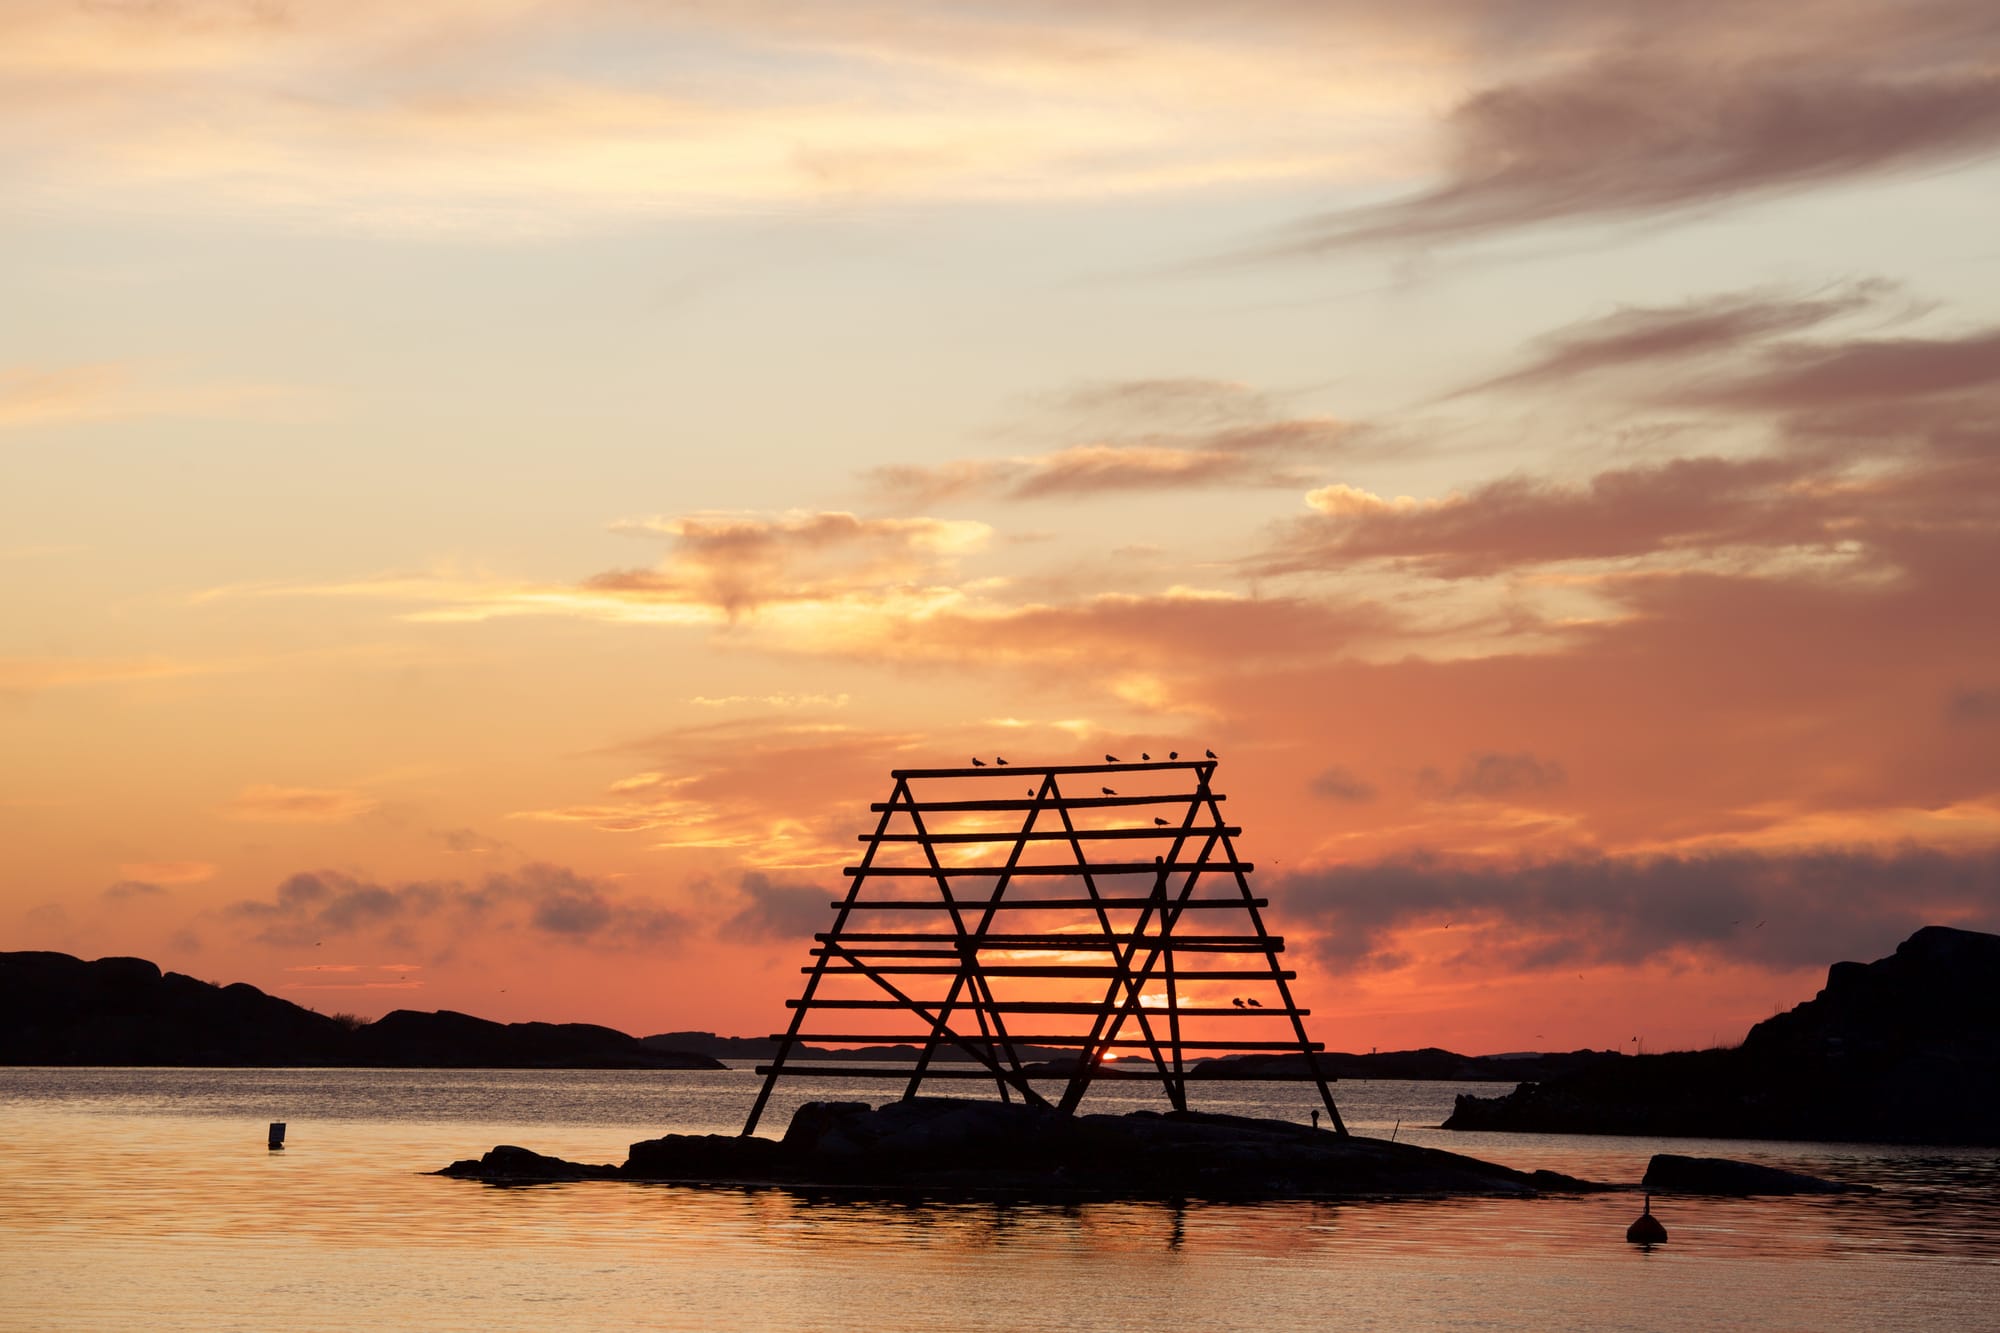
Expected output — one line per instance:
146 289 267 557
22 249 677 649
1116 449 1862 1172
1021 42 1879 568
6 1 1999 1057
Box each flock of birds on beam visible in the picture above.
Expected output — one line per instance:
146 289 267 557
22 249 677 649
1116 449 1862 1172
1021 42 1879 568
968 749 1218 768
956 748 1268 1016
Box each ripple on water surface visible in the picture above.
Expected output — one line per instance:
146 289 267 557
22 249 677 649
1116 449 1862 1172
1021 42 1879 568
3 1068 1997 1332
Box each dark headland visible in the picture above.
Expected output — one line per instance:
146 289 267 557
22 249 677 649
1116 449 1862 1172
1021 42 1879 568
0 951 723 1069
1445 925 2000 1146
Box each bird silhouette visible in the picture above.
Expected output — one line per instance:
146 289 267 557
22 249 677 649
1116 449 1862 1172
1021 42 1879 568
1142 752 1150 760
1105 753 1119 763
996 757 1008 765
971 757 986 767
1231 997 1246 1009
1245 998 1263 1008
1153 817 1168 826
1169 750 1178 760
1027 788 1035 796
1102 786 1117 796
1205 749 1217 759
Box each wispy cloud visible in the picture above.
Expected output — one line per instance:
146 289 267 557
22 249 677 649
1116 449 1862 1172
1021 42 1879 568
0 2 1431 231
1271 14 2000 252
223 785 379 824
0 362 308 431
868 377 1353 504
1279 844 2000 973
225 863 689 950
118 861 216 885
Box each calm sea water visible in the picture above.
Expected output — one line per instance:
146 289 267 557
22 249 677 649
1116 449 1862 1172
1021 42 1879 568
4 1067 1997 1332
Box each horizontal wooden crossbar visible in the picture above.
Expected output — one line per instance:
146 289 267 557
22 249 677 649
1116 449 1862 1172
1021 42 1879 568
844 861 1254 877
809 964 1295 980
788 999 1307 1015
835 897 1266 911
871 793 1226 814
894 761 1213 779
814 933 1283 950
865 826 1239 844
780 1035 1321 1050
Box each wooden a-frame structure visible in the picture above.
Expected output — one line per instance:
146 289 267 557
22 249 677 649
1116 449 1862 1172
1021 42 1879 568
741 758 1345 1135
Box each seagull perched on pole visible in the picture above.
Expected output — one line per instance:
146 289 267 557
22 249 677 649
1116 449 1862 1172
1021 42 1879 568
1169 751 1179 760
1245 998 1263 1008
1102 786 1117 796
1231 997 1246 1009
1142 752 1150 761
996 757 1008 765
971 757 986 767
1205 749 1217 759
1105 753 1120 763
1153 817 1168 826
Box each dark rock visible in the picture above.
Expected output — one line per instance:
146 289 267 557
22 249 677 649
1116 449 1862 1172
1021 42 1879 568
1 949 724 1069
1 950 350 1065
1643 1154 1873 1196
445 1097 1612 1199
1443 926 2000 1146
624 1133 789 1180
434 1144 620 1181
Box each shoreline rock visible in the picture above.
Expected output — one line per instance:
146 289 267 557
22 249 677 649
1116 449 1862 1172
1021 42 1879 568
1444 926 2000 1146
437 1096 1609 1199
1642 1153 1873 1196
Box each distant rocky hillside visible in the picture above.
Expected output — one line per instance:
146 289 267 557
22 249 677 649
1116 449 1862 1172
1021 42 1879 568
642 1031 1070 1064
1190 1046 1625 1083
1 951 722 1069
1444 925 2000 1145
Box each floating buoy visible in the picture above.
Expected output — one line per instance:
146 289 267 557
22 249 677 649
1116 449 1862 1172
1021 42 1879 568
1626 1191 1666 1244
268 1122 286 1150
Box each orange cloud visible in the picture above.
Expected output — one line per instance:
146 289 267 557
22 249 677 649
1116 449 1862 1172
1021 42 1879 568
223 785 379 824
118 861 216 885
868 377 1354 503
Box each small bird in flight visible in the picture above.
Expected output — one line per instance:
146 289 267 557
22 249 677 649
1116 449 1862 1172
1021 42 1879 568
971 757 986 767
1102 786 1117 796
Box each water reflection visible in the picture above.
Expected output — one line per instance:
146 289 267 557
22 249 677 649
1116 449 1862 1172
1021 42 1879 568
5 1068 1999 1333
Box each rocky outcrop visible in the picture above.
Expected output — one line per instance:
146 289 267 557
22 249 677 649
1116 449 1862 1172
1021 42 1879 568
1642 1154 1872 1196
436 1144 623 1181
439 1096 1608 1199
1444 926 2000 1145
1 950 722 1069
1 951 350 1065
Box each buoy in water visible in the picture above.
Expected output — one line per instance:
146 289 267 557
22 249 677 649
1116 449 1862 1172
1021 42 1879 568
1626 1191 1666 1244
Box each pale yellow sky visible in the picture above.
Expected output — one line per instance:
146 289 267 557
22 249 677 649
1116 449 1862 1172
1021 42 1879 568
5 0 1999 1053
